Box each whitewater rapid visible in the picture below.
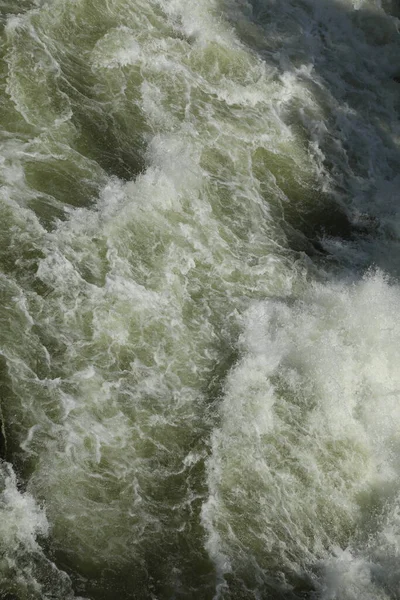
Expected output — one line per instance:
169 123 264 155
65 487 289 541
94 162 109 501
1 0 400 598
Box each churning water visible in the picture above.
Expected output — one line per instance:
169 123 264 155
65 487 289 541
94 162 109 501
1 0 400 598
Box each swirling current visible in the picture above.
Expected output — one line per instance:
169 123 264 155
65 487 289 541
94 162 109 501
1 0 400 598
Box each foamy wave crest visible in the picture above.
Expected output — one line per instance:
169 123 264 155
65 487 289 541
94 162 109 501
203 271 400 598
0 461 79 599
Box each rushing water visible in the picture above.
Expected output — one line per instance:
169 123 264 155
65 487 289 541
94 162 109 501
1 0 400 598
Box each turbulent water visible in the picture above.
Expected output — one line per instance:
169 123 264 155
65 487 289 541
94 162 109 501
1 0 400 598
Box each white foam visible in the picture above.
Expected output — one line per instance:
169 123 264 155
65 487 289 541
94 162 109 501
204 271 400 596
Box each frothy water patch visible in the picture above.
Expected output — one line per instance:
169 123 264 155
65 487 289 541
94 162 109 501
203 271 400 598
0 461 79 599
